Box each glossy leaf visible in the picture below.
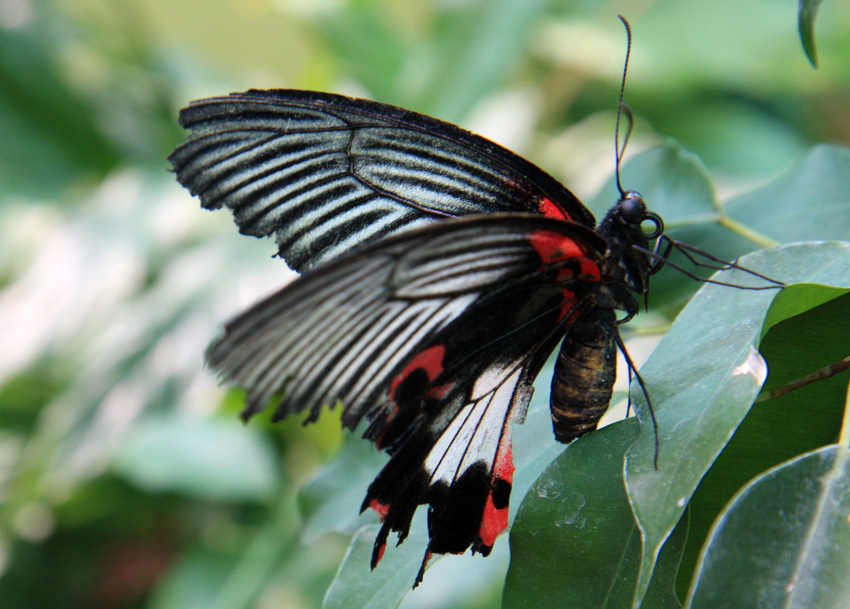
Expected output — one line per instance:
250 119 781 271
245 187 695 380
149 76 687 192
505 420 635 608
504 419 688 609
726 145 850 247
625 242 850 605
299 435 385 544
677 290 850 595
686 444 850 608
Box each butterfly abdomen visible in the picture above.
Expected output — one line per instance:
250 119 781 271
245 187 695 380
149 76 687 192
550 307 618 443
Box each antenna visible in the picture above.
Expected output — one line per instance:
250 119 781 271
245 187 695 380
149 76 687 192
615 15 634 197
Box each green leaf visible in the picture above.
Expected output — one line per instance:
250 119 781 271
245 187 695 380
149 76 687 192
317 4 408 104
148 548 237 609
504 420 687 609
644 510 688 609
112 415 279 501
798 0 825 67
726 145 850 246
625 242 850 605
677 290 850 596
0 24 121 197
504 421 641 608
324 519 425 609
686 444 850 607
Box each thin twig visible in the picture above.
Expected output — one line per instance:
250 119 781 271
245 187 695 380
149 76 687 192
755 355 850 403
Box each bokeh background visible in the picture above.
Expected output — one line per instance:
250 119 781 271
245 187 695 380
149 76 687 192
1 1 849 608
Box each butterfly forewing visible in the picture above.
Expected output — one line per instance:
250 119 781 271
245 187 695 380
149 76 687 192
209 214 604 422
169 89 595 271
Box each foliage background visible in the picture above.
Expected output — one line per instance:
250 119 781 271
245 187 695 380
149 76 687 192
0 0 848 608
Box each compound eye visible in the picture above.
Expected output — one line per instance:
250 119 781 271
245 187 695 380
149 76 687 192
619 190 645 225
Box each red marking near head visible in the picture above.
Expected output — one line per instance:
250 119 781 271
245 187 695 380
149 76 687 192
578 258 601 281
538 197 573 221
529 231 600 283
530 231 586 264
369 498 391 520
389 345 447 401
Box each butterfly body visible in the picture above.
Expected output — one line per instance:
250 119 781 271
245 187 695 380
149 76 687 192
170 89 662 584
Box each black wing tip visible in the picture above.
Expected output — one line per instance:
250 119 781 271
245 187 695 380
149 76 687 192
413 551 433 588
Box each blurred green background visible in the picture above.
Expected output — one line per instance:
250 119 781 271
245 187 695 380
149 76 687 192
0 0 848 608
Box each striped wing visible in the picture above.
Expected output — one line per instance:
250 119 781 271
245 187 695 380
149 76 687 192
169 89 595 272
207 214 607 580
366 354 553 586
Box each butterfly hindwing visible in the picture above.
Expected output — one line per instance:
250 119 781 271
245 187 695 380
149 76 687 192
205 214 608 576
168 89 596 271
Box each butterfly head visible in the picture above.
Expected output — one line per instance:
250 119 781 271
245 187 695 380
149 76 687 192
616 190 663 238
597 190 663 296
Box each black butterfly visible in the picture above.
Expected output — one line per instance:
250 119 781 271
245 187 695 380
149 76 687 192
168 88 776 585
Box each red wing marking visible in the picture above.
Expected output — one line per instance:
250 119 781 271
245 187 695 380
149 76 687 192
369 498 391 519
530 230 586 263
579 258 601 281
426 382 454 400
375 542 386 565
558 288 577 323
538 196 572 221
388 345 447 401
529 230 601 283
478 443 514 548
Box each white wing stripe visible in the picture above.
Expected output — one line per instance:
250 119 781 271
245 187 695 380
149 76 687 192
425 364 522 485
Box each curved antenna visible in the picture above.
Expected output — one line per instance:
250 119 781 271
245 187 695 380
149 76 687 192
615 15 634 197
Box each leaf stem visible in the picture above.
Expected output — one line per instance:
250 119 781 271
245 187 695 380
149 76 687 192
717 216 780 249
755 356 850 404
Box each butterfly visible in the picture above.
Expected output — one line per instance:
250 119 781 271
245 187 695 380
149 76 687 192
168 88 777 585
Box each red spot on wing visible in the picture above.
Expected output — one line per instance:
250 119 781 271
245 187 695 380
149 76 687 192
494 442 515 484
369 498 391 519
529 230 601 283
579 258 601 281
530 230 588 264
479 497 508 549
425 382 454 400
389 345 447 401
538 196 573 221
478 443 514 549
